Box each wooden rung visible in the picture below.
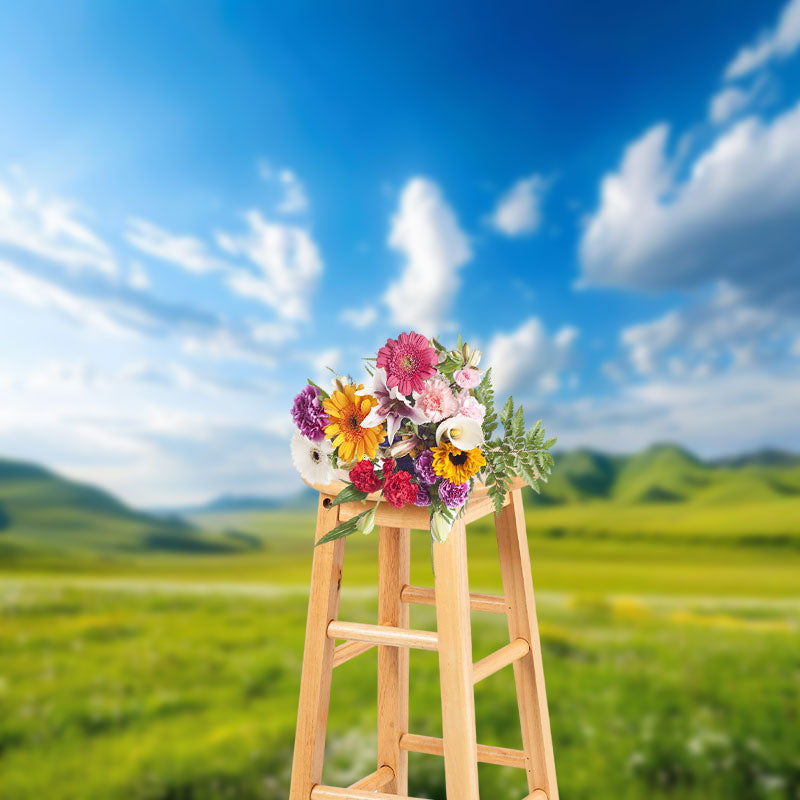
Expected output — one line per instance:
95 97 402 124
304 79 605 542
525 791 548 800
332 640 375 668
348 765 394 790
400 584 507 614
311 786 428 800
472 637 530 684
327 620 438 651
399 732 527 769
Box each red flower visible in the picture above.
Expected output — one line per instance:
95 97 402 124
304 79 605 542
381 458 396 478
383 470 417 509
349 459 383 493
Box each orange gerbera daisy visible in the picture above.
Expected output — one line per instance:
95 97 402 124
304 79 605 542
323 383 384 462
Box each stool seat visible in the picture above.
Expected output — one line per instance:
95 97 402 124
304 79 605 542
289 482 559 800
303 476 527 530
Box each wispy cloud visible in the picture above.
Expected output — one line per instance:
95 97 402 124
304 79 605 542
724 0 800 79
0 175 116 276
384 177 471 336
708 76 768 123
217 210 323 322
125 218 229 274
0 259 128 335
258 161 310 214
487 173 547 237
548 368 800 456
615 284 791 378
339 305 377 329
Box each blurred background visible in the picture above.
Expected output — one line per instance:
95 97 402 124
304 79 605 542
1 1 799 798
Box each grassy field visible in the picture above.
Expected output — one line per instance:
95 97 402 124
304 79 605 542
2 494 800 800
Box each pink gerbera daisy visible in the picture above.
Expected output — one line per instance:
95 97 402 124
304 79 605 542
376 331 438 395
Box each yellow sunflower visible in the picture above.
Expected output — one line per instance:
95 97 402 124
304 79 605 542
323 383 384 462
431 442 486 484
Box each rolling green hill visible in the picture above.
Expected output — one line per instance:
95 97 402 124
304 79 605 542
0 457 258 563
527 443 800 505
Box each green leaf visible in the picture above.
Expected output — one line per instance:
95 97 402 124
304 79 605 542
307 379 330 399
330 484 370 506
315 510 374 546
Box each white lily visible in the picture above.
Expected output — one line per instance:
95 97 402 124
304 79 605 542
357 367 427 443
435 415 484 450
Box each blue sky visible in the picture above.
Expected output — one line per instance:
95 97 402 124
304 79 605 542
1 0 799 505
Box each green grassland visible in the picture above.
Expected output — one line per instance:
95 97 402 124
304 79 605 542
1 447 800 799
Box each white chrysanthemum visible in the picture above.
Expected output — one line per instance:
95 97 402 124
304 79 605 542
290 430 335 484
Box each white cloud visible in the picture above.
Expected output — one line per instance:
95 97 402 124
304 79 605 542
339 305 377 329
724 0 800 79
0 177 115 276
0 259 129 336
579 101 800 312
708 85 754 123
548 368 800 457
217 210 323 321
384 177 471 336
618 284 791 377
277 169 309 214
487 174 547 236
258 161 310 214
125 218 228 274
300 347 341 387
486 317 578 395
180 328 276 367
128 261 150 290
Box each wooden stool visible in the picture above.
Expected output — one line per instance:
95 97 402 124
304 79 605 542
289 477 558 800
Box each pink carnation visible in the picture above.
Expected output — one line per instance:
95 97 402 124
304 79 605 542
416 376 458 422
454 368 481 389
457 393 486 423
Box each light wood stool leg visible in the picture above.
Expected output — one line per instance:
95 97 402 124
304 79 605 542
377 526 411 794
433 518 480 799
290 497 346 800
495 489 559 800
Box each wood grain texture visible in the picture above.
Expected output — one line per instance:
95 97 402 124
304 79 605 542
332 640 374 668
327 620 438 651
496 488 559 800
399 732 527 769
337 499 430 530
400 584 507 614
472 637 530 684
308 475 524 531
432 518 480 798
289 496 345 800
312 786 429 800
348 764 394 790
304 475 526 502
377 526 410 794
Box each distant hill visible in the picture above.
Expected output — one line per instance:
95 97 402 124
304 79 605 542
527 443 800 505
0 457 259 561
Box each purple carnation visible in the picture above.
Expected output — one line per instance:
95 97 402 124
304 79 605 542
438 479 470 509
413 484 432 507
414 450 437 485
291 385 329 442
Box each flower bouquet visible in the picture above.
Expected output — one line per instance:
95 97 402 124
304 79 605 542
290 331 556 546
